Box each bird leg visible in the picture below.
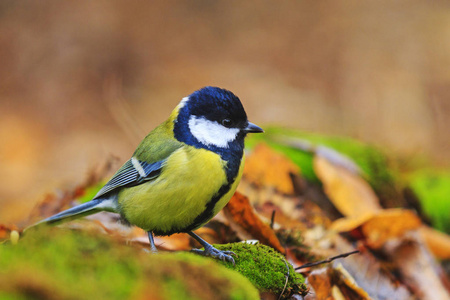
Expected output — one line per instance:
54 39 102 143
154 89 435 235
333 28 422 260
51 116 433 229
188 231 236 265
147 231 158 252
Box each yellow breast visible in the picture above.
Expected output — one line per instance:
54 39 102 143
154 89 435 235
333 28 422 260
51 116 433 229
118 145 239 234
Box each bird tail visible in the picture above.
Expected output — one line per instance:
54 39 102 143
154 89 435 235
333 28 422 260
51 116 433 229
26 198 117 231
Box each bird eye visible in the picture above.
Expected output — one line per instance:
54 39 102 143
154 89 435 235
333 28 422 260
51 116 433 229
221 118 232 128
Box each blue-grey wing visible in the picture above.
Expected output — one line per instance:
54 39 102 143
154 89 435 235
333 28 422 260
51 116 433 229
93 158 164 199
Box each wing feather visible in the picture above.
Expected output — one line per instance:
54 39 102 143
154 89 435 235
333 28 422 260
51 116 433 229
93 158 164 199
93 119 183 200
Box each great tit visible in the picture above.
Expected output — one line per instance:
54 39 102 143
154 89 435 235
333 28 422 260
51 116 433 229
33 86 263 264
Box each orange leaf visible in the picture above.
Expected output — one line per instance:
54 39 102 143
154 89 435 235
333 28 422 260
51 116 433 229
331 209 422 249
307 266 371 300
314 155 382 217
330 213 376 233
419 225 450 259
307 268 333 300
224 191 285 254
361 209 422 249
243 143 300 195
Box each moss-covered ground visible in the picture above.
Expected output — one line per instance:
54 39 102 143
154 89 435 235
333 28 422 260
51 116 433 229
214 242 307 298
0 227 259 300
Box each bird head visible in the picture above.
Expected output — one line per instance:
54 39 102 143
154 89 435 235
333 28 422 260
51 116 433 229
174 87 263 150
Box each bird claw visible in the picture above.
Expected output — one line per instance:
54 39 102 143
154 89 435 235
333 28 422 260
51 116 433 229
191 246 236 265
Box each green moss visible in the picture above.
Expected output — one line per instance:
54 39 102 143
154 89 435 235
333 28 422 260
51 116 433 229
408 170 450 233
1 228 138 299
0 228 259 300
214 243 306 298
154 252 259 300
0 291 28 300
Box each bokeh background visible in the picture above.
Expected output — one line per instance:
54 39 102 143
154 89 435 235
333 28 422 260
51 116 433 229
1 1 450 223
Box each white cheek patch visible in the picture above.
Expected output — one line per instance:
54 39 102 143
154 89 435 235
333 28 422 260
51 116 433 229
188 116 240 148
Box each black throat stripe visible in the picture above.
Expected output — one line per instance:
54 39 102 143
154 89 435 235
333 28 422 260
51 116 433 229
183 182 233 232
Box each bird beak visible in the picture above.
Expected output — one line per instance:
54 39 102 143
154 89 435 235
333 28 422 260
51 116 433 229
244 122 264 133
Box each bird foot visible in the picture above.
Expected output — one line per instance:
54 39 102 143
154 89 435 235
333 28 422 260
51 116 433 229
191 245 236 265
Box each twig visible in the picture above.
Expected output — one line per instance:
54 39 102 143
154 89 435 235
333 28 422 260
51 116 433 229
270 210 276 229
278 257 290 300
295 250 360 270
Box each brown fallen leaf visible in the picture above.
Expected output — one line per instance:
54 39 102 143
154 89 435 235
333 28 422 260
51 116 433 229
419 225 450 260
223 191 285 254
238 178 333 232
330 213 376 233
331 209 422 249
306 265 371 300
306 268 333 300
327 223 449 299
314 156 382 218
361 209 422 249
385 232 450 300
243 143 300 195
332 264 371 300
311 234 412 299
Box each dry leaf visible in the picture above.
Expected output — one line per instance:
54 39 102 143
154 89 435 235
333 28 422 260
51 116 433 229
330 213 376 233
361 209 422 249
314 156 382 218
223 191 285 254
307 265 371 300
419 225 450 259
386 232 450 300
331 209 422 249
243 143 300 195
306 268 333 300
332 263 371 300
326 235 411 299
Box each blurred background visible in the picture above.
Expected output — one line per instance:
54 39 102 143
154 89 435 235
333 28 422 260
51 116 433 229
1 1 449 223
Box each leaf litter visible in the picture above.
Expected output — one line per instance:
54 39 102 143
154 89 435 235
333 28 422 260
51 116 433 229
1 135 450 299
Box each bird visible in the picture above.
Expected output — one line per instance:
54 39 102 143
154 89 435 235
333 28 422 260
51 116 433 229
31 86 263 264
